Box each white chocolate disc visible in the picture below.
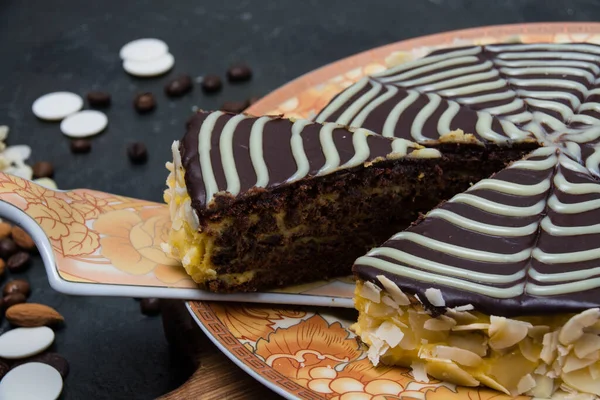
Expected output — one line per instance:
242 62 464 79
0 327 54 359
33 177 58 190
123 53 175 77
0 362 63 400
32 92 83 121
60 110 108 138
119 38 168 62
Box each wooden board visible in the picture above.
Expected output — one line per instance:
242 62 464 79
158 300 279 399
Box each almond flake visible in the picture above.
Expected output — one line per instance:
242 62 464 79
424 288 445 307
376 275 409 305
359 281 382 303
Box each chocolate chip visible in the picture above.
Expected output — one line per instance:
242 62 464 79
32 161 54 179
0 238 18 259
134 93 156 113
71 139 92 154
164 75 193 97
227 64 252 82
0 360 8 380
6 252 30 273
3 293 26 308
140 298 161 316
201 75 222 93
11 353 69 379
86 91 111 108
3 280 30 297
220 100 250 114
127 142 148 164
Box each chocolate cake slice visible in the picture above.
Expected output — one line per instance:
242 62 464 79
163 112 533 292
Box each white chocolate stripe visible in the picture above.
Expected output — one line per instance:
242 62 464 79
335 80 383 125
497 51 600 62
389 231 532 263
416 70 499 93
351 85 398 127
554 171 600 195
316 123 341 176
450 194 546 217
585 146 600 177
411 94 441 142
527 279 600 296
249 116 271 188
315 77 369 123
501 67 595 83
219 114 247 195
548 195 600 214
339 128 372 170
516 90 581 109
541 216 600 236
495 59 600 74
367 247 526 284
357 255 525 298
382 91 419 137
437 101 460 135
530 266 600 283
398 61 493 88
487 43 600 54
427 208 538 237
286 119 313 183
198 111 223 204
533 247 600 264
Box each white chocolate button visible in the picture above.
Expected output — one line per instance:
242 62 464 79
119 38 168 62
4 145 32 162
123 53 175 77
32 92 83 121
0 327 54 359
60 110 108 138
0 362 63 400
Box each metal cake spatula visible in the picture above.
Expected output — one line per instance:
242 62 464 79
0 172 354 308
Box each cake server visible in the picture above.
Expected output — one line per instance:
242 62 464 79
0 172 354 307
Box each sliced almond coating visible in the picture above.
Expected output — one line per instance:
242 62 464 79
360 281 382 304
424 288 445 307
574 333 600 359
375 321 405 348
534 364 548 375
476 374 511 396
367 335 389 367
424 315 456 331
517 374 536 395
452 323 490 331
448 333 488 357
541 331 560 365
381 295 399 310
425 360 480 387
488 316 531 350
528 325 550 341
526 374 554 398
399 329 417 351
563 352 599 373
365 301 396 318
445 309 478 324
390 316 408 329
559 308 600 346
410 361 429 383
562 367 600 396
376 275 409 305
519 337 542 363
432 345 482 367
589 363 600 381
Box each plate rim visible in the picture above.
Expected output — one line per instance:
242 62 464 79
190 21 600 400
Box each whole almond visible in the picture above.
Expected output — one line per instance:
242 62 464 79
6 303 64 327
0 223 11 240
11 227 35 251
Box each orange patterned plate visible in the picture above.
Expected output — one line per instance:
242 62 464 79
189 22 600 400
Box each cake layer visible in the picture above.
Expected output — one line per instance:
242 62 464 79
164 112 533 292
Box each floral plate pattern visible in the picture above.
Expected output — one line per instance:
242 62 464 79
190 22 600 400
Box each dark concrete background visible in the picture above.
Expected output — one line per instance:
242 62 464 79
0 0 598 398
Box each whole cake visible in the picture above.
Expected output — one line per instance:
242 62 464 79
164 42 600 397
316 43 600 398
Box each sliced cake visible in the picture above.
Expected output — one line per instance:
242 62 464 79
163 112 533 292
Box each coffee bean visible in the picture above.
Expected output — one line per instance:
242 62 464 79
0 238 18 259
11 353 69 379
32 161 54 179
134 93 156 113
0 223 12 240
140 298 161 316
3 293 26 308
11 226 35 251
220 100 250 114
164 75 193 97
227 64 252 82
6 252 30 273
127 142 148 164
71 139 92 154
201 75 222 93
0 260 5 279
3 280 30 297
0 360 8 380
86 91 111 108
